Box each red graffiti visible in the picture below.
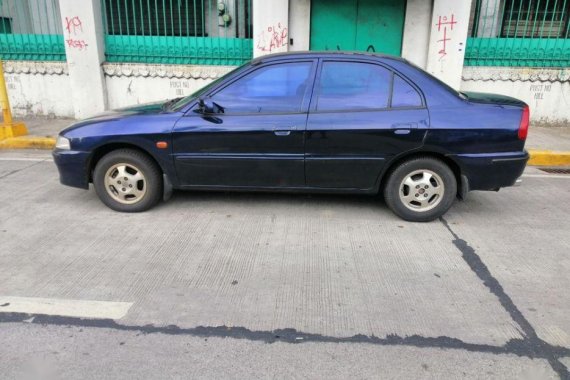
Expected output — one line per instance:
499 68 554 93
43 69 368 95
256 23 288 52
436 14 456 60
65 16 87 50
65 16 83 35
66 38 88 50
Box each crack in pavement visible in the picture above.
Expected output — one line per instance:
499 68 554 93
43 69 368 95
0 312 569 359
440 217 569 380
0 160 48 180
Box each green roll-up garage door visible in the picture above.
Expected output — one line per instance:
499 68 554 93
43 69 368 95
310 0 406 56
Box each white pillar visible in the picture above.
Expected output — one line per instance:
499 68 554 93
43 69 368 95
426 0 472 90
288 0 311 52
401 0 433 69
59 0 107 119
253 0 289 58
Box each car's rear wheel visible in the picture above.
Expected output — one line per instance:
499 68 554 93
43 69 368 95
93 149 162 212
383 157 457 222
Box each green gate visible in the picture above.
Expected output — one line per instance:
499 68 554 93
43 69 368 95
310 0 405 56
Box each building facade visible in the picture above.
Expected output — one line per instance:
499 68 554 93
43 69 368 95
0 0 568 125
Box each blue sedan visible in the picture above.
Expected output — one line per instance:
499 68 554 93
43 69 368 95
53 52 529 222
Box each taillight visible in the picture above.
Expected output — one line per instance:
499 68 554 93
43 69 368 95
518 105 529 140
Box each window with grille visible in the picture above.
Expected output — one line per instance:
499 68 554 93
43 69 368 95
501 0 570 38
102 0 254 65
466 0 570 67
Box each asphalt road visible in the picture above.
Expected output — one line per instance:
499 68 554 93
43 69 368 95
0 150 568 379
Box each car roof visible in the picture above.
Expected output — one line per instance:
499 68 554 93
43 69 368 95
251 51 408 65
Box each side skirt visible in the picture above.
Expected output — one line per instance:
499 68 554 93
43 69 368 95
174 184 377 195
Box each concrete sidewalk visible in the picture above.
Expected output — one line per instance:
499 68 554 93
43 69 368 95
1 116 569 165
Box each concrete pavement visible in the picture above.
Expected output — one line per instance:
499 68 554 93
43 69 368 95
0 323 558 379
0 150 569 379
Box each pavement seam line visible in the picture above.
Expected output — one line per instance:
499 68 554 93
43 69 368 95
1 312 569 359
0 160 47 180
439 217 570 380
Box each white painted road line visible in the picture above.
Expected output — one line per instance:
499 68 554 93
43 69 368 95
0 296 132 320
0 157 53 162
522 174 570 179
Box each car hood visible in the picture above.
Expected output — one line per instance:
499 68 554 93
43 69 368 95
462 91 527 108
60 99 180 135
87 100 168 119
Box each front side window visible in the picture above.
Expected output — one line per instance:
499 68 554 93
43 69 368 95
315 62 392 111
210 62 312 114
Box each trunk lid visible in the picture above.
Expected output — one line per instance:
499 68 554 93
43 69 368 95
462 91 527 108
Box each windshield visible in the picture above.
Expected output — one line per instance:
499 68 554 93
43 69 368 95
170 63 251 111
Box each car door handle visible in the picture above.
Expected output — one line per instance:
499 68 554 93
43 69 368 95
273 126 297 136
391 123 418 135
391 123 418 129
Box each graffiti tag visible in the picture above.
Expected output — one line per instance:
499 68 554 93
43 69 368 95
65 16 83 35
436 14 457 61
323 44 376 52
66 38 88 50
256 23 288 53
64 16 88 51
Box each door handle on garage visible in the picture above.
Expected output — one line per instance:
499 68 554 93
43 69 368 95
273 126 297 136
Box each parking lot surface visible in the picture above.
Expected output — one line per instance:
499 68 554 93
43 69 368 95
0 150 568 379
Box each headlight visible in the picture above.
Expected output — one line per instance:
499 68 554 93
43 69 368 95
55 135 71 150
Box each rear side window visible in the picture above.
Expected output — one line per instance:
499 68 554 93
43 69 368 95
316 62 391 111
391 75 423 108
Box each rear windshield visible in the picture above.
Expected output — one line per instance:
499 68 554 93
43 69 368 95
403 60 467 100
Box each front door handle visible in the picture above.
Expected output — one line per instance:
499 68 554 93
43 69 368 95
391 123 418 129
391 122 418 135
273 126 297 136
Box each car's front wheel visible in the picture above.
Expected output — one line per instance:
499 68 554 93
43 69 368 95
93 149 162 212
383 157 457 222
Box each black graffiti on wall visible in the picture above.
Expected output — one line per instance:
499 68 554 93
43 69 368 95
323 44 377 52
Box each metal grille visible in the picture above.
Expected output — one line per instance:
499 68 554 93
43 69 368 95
0 0 65 61
102 0 253 66
465 0 570 67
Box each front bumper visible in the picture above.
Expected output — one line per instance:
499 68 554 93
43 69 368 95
52 149 91 189
451 151 529 191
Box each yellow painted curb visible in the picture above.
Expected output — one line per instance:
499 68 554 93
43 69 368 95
528 149 570 167
0 136 56 150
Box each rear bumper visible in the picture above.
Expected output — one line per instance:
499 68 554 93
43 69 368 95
52 149 91 189
451 151 529 191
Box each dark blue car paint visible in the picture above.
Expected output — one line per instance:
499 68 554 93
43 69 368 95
53 52 528 197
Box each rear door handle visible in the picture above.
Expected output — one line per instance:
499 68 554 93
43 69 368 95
273 126 297 136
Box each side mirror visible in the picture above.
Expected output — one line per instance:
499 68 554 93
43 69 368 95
197 98 214 114
197 98 225 114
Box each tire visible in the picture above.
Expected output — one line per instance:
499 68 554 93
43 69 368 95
383 157 457 222
93 149 163 212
